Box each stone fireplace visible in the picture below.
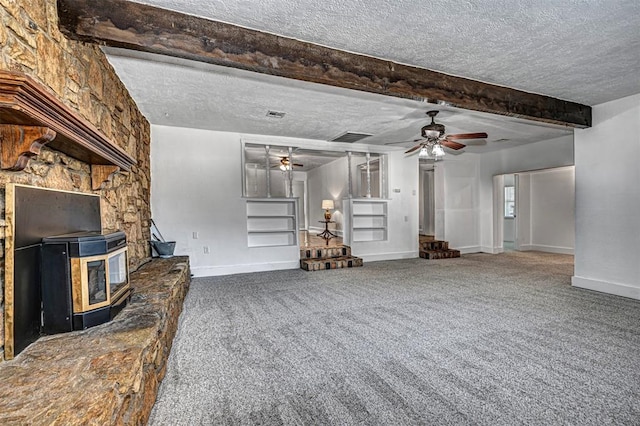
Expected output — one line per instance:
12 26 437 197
0 0 154 362
0 1 165 420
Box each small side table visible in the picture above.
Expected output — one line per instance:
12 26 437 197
317 220 337 245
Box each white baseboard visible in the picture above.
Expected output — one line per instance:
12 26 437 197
357 250 418 262
519 244 574 255
572 276 640 300
191 260 300 277
457 245 482 254
481 246 503 254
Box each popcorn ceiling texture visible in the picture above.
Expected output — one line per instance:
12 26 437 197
135 0 640 105
0 0 151 361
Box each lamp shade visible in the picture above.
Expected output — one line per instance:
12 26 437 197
322 199 334 210
432 144 445 157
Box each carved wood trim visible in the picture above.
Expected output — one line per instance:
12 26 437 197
57 0 592 128
0 125 56 171
91 164 119 190
0 70 136 170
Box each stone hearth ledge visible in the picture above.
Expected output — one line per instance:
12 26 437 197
0 256 191 425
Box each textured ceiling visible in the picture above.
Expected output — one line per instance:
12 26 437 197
105 0 638 156
132 0 640 105
107 49 572 154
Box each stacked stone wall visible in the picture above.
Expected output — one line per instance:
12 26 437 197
0 0 152 361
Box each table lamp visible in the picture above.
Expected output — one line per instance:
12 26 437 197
322 199 334 221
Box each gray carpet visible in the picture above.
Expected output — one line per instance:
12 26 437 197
149 252 640 425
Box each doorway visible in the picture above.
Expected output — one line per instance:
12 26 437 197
492 167 575 255
419 164 435 236
503 174 516 251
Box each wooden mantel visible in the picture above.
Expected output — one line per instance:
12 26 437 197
0 70 136 172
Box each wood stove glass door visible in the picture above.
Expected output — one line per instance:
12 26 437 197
87 259 108 306
72 255 110 313
108 248 128 301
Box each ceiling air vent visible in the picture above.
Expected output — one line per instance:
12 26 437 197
331 132 373 143
266 110 286 118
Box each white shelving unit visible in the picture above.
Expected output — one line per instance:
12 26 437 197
246 198 298 247
344 199 388 243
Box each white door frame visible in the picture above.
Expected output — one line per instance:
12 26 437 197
492 175 505 253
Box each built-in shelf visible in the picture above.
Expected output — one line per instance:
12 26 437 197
344 198 388 243
0 70 136 183
246 198 298 247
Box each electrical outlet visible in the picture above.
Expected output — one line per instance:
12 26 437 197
404 215 408 222
203 246 209 254
192 231 199 239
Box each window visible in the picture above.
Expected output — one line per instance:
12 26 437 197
504 186 515 218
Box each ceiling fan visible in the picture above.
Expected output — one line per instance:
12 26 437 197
387 110 488 159
272 156 303 171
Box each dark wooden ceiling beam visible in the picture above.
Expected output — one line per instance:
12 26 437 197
57 0 591 128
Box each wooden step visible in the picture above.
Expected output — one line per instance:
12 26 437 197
300 255 363 271
419 249 461 259
420 240 449 250
300 245 352 260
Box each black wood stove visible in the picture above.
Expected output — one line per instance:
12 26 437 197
41 231 130 333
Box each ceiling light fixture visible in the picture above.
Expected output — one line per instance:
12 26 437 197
432 143 445 158
418 140 445 160
418 146 431 158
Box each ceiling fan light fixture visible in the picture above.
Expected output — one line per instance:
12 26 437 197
423 129 441 139
432 143 445 158
418 146 432 158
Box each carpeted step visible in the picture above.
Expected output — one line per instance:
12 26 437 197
419 249 461 259
300 255 363 271
300 245 352 260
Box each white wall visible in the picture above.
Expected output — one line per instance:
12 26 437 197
151 125 300 277
348 150 419 261
437 155 482 252
519 167 575 254
573 93 640 300
478 135 575 252
151 125 420 275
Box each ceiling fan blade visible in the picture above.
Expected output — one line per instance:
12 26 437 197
384 138 423 146
445 132 488 140
441 140 466 150
293 163 304 167
405 144 423 154
444 147 465 156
